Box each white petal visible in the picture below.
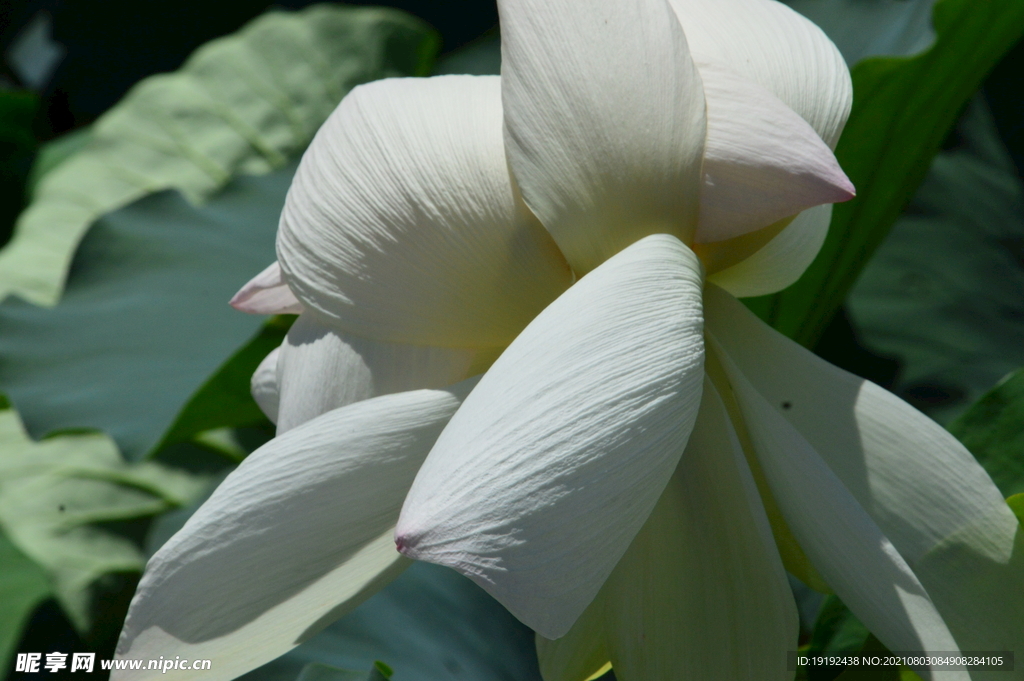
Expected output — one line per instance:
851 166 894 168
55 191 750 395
397 235 705 639
114 386 472 681
696 62 853 243
707 205 831 297
229 262 304 315
669 0 851 148
276 75 572 348
601 378 797 681
276 313 476 434
705 285 1016 567
708 337 964 666
499 0 706 274
705 284 1022 656
250 346 280 425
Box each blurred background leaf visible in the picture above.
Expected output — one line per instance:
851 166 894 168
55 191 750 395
948 367 1024 497
0 166 294 460
0 399 208 669
0 533 50 674
0 4 438 307
846 98 1024 423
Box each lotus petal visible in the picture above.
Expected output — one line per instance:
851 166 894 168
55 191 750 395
397 235 705 638
499 0 706 274
114 386 473 681
277 75 572 348
276 313 475 433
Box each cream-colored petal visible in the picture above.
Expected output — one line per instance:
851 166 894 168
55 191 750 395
275 313 476 434
707 205 831 297
669 0 851 148
696 62 853 243
276 75 572 348
705 283 1022 658
499 0 706 274
397 235 706 639
114 386 473 681
229 261 304 315
600 378 797 681
250 346 280 425
710 336 964 669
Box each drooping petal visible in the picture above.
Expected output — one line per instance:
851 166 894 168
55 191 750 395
397 235 706 639
276 313 476 434
536 380 798 681
229 261 304 315
114 385 473 681
276 75 572 349
706 205 831 297
705 284 1022 655
696 62 853 243
499 0 706 274
250 346 280 424
704 292 966 663
604 379 797 681
669 0 851 148
708 338 963 665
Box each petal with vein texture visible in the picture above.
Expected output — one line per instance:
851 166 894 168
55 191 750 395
707 205 831 297
705 284 1022 656
397 235 706 638
707 336 965 666
696 62 853 243
276 313 476 433
499 0 706 274
601 379 797 681
250 346 280 424
276 75 572 348
114 387 471 681
669 0 851 148
229 261 304 315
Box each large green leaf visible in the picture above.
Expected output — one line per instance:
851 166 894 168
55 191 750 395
0 166 295 460
745 0 1024 347
847 98 1024 424
947 368 1024 498
0 532 51 675
0 4 438 308
0 401 206 632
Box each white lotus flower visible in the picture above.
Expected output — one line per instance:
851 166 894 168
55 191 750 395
114 0 1023 680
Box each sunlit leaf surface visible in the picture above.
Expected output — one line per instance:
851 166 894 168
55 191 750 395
0 401 206 631
0 4 437 307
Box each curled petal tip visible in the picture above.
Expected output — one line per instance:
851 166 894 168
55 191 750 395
834 173 856 203
231 261 304 315
228 289 251 311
